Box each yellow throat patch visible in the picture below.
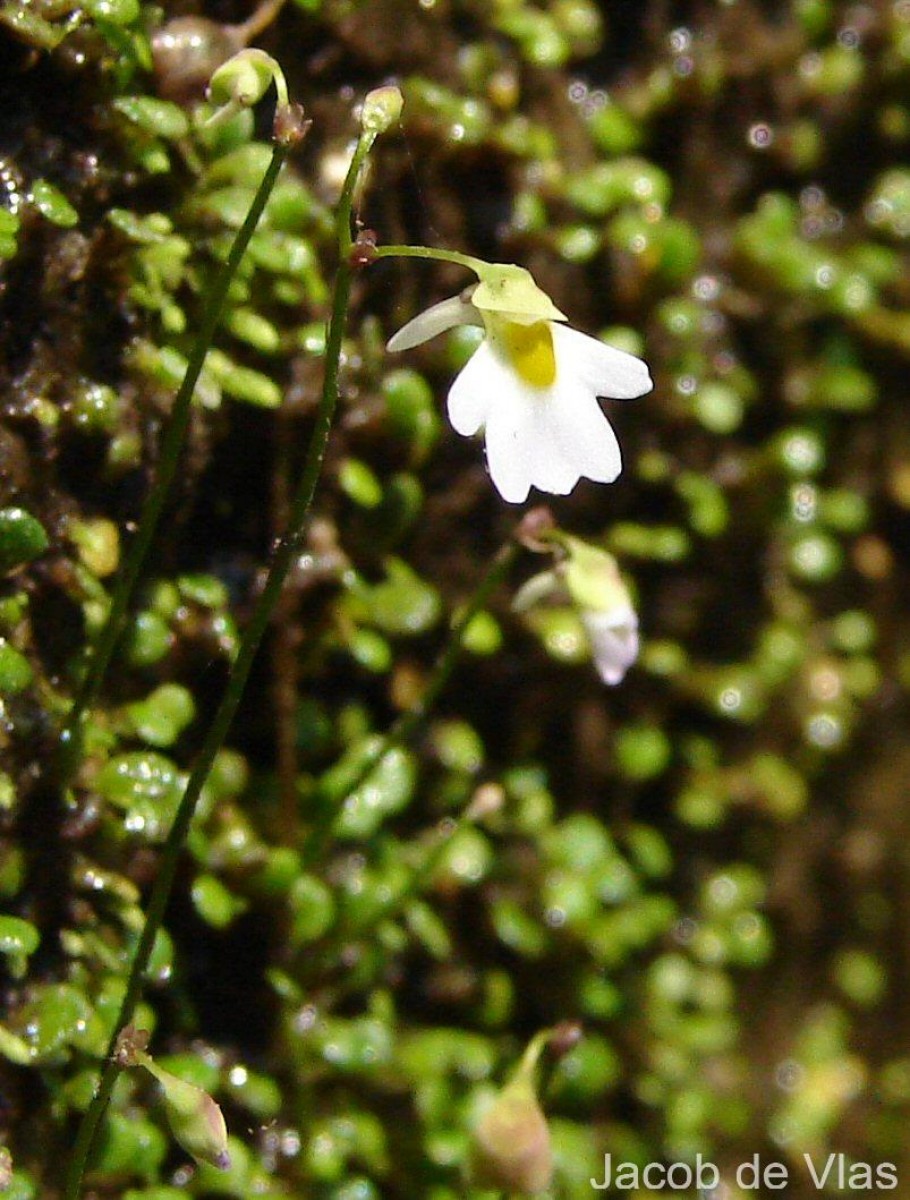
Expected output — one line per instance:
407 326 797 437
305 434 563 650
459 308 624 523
498 320 557 389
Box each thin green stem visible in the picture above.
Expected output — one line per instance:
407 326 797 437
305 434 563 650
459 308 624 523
337 135 376 256
372 242 486 275
58 145 288 786
63 129 373 1200
301 540 519 867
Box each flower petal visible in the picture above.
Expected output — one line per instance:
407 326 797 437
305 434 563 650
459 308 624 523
511 569 562 613
481 377 541 503
522 447 581 496
446 340 500 436
442 316 650 503
546 384 622 484
387 294 482 352
481 381 589 502
478 366 623 502
581 607 639 685
551 324 652 399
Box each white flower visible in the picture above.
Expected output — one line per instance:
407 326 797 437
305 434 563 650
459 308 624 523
513 535 639 685
387 265 652 504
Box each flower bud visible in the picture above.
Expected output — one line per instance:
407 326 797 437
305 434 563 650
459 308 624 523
360 85 403 136
471 1075 552 1193
548 1020 583 1058
465 781 505 821
470 1033 553 1194
0 1146 12 1189
513 534 639 686
562 538 638 685
579 604 639 686
206 49 287 125
113 1023 149 1067
135 1052 230 1170
515 505 557 552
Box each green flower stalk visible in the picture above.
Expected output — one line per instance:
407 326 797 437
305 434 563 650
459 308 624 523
63 85 392 1200
57 102 296 791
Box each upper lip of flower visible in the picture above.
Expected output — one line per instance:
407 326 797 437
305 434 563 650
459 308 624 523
386 290 484 353
388 290 653 504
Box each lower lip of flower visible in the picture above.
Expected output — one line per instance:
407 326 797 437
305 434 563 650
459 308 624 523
496 319 557 388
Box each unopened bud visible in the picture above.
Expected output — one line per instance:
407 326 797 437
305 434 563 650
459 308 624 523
0 1146 13 1189
134 1051 231 1170
580 604 639 686
113 1023 150 1067
206 49 287 125
465 782 505 822
350 227 378 267
559 538 638 685
360 85 403 136
548 1020 583 1058
515 534 639 686
470 1032 553 1194
471 1076 552 1193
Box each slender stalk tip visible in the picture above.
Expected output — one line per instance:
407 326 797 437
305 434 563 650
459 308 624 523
360 85 404 135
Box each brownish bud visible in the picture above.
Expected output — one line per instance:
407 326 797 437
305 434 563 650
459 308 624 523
0 1146 13 1189
548 1020 584 1059
470 1075 553 1194
515 505 557 552
465 782 506 822
113 1024 150 1068
350 229 378 267
273 102 311 148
